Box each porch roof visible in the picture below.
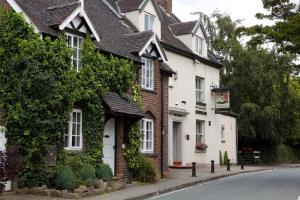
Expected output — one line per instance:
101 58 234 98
103 92 144 119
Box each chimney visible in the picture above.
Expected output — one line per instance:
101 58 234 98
155 0 172 13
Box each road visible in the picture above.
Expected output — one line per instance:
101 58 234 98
150 168 300 200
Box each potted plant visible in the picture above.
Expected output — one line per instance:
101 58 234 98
196 144 208 150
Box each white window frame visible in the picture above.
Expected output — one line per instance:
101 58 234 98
196 77 205 105
66 33 83 72
65 109 83 151
195 36 204 55
196 120 205 146
144 13 155 31
141 58 154 90
140 118 154 153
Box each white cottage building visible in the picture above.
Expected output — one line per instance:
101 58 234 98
155 0 238 166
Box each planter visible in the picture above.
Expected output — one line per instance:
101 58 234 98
195 144 208 151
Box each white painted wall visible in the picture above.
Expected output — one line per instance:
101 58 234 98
123 1 161 39
217 114 237 163
175 26 208 58
166 50 237 166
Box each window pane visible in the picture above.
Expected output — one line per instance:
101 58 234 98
74 37 78 48
72 123 76 136
72 136 76 146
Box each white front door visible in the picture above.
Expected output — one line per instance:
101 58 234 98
103 119 115 174
0 126 11 191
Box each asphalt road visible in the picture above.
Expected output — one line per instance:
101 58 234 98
150 168 300 200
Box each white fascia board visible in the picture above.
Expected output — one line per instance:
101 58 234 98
59 6 81 31
192 19 201 36
7 0 40 33
59 5 100 42
79 11 101 42
139 34 167 62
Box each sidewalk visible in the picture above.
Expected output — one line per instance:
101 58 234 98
2 164 270 200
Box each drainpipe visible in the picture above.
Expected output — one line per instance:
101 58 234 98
160 67 164 179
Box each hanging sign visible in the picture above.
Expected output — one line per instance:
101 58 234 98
214 89 230 110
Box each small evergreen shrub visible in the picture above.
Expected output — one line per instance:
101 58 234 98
96 164 113 182
54 166 75 191
80 164 96 181
223 151 229 166
132 155 156 183
219 150 223 166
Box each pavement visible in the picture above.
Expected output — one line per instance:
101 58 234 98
2 164 272 200
150 168 300 200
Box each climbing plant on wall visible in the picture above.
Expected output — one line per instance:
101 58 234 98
0 8 136 188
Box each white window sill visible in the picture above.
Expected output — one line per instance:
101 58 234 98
64 147 82 151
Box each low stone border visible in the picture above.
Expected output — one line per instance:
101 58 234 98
16 180 126 199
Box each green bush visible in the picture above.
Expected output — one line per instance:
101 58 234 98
261 144 298 163
96 164 113 182
223 151 229 166
132 155 156 183
80 164 96 181
219 150 223 166
54 166 75 191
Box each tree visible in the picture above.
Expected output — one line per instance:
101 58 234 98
203 11 298 147
245 0 300 57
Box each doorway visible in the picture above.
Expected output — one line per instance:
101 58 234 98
173 122 182 163
103 119 115 174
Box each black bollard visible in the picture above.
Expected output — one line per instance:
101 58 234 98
226 159 231 171
192 162 197 177
240 159 244 170
211 160 215 173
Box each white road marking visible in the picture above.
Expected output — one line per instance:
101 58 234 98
150 186 195 199
297 196 300 200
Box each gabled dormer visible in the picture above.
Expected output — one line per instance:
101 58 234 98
169 19 208 58
117 0 162 39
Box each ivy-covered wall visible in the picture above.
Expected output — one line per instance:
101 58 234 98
0 8 136 188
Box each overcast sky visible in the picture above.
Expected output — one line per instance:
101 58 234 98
173 0 271 26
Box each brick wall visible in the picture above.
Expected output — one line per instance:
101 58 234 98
0 0 10 10
138 60 169 177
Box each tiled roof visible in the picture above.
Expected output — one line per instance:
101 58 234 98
46 2 80 27
103 92 144 118
124 31 153 53
159 6 191 53
85 0 139 61
13 0 139 61
161 63 175 75
169 20 197 36
117 0 144 13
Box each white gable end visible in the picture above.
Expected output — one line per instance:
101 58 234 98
66 15 88 34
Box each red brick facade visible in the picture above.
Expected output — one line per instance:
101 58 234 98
0 0 10 10
114 60 170 180
138 60 169 177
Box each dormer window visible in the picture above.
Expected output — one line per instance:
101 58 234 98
195 36 204 56
144 13 155 31
67 33 83 72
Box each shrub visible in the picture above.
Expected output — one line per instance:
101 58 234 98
54 166 75 191
0 151 7 195
80 164 96 181
219 150 223 166
223 151 229 166
131 155 156 183
96 164 113 182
